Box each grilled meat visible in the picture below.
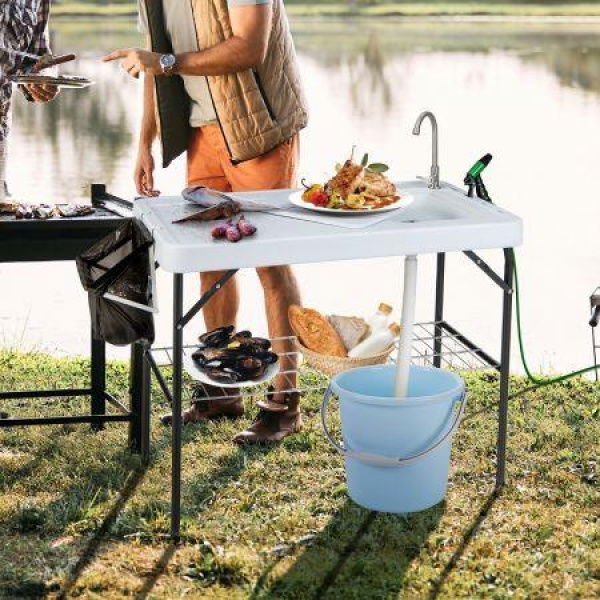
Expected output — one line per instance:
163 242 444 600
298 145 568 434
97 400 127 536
0 201 16 214
15 204 33 219
56 204 95 218
361 170 396 197
325 160 365 198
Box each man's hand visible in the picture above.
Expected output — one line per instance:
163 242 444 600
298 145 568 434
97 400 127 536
135 146 160 197
24 83 59 103
103 48 162 79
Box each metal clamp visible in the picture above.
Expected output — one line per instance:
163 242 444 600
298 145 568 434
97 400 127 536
320 387 467 468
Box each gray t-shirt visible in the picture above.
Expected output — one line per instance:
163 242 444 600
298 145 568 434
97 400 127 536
138 0 272 128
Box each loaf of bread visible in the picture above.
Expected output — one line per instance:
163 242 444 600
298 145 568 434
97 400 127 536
289 305 347 357
328 315 370 351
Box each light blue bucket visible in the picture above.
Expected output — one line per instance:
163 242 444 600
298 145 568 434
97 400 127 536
322 365 466 513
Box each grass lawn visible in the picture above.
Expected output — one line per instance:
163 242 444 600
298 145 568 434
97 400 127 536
52 2 600 18
0 350 598 599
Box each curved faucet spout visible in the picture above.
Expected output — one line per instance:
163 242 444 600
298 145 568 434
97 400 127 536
412 111 440 189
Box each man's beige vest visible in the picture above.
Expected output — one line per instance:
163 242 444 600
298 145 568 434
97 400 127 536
144 0 308 166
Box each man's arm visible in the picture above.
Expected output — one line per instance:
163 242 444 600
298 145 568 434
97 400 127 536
176 5 272 76
103 4 272 78
23 0 59 103
134 71 160 197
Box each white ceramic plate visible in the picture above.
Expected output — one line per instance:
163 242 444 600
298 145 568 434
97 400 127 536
288 189 414 215
11 74 94 89
183 347 280 389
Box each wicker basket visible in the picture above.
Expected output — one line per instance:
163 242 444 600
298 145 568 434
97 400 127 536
295 339 394 377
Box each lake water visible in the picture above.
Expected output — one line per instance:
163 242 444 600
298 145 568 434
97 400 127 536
2 19 600 375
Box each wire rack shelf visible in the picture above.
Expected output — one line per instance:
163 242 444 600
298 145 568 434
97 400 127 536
148 321 497 403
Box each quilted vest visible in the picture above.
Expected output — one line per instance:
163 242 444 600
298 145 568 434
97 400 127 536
144 0 308 166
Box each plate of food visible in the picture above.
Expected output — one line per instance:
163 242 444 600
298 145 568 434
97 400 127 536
290 153 413 214
183 326 280 388
10 74 93 89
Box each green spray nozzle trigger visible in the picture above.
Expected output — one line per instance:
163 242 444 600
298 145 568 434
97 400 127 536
467 153 493 178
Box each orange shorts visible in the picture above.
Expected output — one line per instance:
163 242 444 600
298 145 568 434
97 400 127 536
187 124 299 192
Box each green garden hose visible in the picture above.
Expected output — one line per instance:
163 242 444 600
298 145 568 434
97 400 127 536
514 257 598 387
463 154 598 387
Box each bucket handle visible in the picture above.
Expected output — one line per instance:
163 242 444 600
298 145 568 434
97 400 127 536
320 386 467 468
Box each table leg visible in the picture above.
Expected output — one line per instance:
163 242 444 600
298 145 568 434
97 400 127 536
91 335 106 431
496 248 515 488
129 342 151 465
434 253 446 368
171 273 184 540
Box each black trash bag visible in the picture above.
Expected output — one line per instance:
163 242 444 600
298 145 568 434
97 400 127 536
76 220 156 345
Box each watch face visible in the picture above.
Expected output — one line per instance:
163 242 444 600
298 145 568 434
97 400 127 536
160 54 176 70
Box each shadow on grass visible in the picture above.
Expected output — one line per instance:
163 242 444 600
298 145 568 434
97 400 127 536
57 467 149 599
251 499 445 600
426 489 500 600
135 442 277 599
135 542 178 600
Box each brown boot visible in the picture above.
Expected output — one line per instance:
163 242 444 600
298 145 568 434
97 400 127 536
160 385 244 425
233 387 302 445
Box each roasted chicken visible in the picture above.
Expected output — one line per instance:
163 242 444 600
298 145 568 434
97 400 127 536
361 169 396 197
324 159 396 198
325 160 365 197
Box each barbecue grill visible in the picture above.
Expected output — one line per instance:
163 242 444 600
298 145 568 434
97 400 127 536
0 185 150 462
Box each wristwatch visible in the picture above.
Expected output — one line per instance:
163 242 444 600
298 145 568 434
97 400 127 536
159 53 177 76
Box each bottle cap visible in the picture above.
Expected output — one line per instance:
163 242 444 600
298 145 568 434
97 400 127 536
379 302 393 315
388 322 401 336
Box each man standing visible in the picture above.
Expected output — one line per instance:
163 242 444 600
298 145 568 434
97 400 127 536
104 0 308 444
0 0 59 201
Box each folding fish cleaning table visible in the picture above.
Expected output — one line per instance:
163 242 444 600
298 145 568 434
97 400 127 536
134 179 523 540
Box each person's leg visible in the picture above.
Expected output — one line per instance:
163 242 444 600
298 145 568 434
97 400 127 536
161 126 243 425
188 125 241 333
224 135 304 443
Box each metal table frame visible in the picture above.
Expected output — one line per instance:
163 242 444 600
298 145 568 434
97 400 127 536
151 249 515 540
0 185 151 463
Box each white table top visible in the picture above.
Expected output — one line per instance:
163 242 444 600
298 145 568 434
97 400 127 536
133 180 523 273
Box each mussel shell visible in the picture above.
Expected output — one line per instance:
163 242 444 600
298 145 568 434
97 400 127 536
198 325 235 348
203 367 242 384
251 351 279 365
232 330 252 341
192 346 238 364
234 356 267 380
201 356 238 370
237 337 272 353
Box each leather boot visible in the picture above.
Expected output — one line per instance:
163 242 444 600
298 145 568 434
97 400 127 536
161 384 243 425
233 387 302 444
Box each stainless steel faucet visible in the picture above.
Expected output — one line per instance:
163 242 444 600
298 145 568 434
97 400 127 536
412 111 440 189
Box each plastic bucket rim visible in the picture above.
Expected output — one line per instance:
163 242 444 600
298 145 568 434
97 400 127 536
331 364 464 407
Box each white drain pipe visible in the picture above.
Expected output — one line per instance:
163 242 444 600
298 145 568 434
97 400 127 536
395 255 418 398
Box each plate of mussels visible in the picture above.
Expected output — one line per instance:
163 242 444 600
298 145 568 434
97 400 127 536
184 326 279 388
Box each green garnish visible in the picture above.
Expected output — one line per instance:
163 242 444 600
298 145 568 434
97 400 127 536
367 163 389 173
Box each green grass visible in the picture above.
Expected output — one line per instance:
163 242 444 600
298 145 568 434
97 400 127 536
51 2 600 19
0 350 599 599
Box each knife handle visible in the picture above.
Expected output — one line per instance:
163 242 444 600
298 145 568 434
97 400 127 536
32 54 76 73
